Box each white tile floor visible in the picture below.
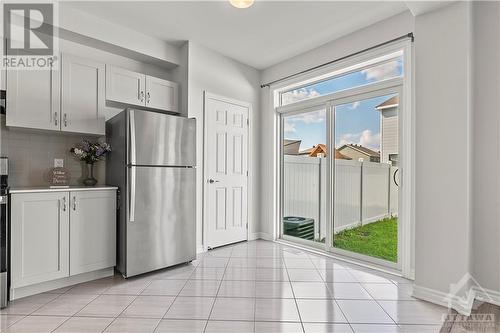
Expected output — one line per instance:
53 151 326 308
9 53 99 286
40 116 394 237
0 240 448 332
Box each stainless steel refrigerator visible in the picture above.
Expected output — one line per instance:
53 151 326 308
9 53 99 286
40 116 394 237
106 109 196 278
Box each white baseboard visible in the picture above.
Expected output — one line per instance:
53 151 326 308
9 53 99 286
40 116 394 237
255 232 273 241
413 283 500 316
248 232 260 241
475 287 500 307
412 284 475 316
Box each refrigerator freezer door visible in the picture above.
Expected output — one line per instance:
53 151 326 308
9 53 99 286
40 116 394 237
125 166 196 277
129 110 196 167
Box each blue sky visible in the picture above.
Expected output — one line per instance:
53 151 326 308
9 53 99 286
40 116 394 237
283 57 402 152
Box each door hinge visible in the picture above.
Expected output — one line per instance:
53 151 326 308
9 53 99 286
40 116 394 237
246 170 248 177
246 223 248 229
247 118 249 126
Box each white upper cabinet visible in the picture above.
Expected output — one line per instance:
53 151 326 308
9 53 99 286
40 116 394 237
105 65 146 107
7 53 106 135
145 76 179 112
6 58 60 131
69 190 116 276
61 54 106 135
106 65 178 113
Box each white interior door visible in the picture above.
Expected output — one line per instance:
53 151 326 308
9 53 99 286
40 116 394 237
205 94 249 249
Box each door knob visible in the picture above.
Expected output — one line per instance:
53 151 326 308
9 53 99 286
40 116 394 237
208 179 219 184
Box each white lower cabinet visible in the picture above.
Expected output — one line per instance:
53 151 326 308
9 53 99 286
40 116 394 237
10 188 117 294
11 192 70 288
70 190 116 275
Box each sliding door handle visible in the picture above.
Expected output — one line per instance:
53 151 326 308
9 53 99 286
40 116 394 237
393 168 399 187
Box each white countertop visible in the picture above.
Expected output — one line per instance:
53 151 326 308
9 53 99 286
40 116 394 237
9 185 118 194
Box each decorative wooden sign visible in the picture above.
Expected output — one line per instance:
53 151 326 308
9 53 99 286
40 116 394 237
49 167 70 187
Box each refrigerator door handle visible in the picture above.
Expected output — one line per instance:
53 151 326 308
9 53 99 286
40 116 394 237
129 166 136 222
129 110 136 165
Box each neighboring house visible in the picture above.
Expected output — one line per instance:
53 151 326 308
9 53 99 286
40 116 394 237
338 144 380 162
299 144 352 159
283 139 302 155
376 95 399 165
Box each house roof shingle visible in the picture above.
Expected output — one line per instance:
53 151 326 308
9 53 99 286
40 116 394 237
339 144 380 158
375 95 399 110
299 144 351 159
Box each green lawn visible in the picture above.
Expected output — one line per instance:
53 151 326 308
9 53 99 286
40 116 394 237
333 216 398 262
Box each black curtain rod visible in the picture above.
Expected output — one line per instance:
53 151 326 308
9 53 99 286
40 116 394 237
260 32 414 89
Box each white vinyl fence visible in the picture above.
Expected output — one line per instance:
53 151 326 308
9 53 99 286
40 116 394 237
283 155 398 241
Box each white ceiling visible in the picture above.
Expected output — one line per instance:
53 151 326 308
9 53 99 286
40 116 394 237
65 1 422 70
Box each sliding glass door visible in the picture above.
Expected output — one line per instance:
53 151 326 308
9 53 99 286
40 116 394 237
330 91 400 268
281 106 327 248
278 80 404 269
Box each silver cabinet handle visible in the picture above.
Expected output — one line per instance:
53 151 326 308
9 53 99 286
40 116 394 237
146 92 150 104
62 197 66 211
208 179 219 184
54 112 58 126
63 113 68 127
139 91 144 103
73 196 76 211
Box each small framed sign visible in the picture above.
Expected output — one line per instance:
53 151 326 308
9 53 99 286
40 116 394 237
49 167 70 188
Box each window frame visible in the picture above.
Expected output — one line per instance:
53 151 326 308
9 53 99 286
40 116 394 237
278 53 404 107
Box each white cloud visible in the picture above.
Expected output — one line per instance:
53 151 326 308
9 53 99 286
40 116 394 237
288 110 325 124
359 129 380 150
361 60 400 81
349 101 360 109
284 122 296 133
282 87 321 105
338 129 380 151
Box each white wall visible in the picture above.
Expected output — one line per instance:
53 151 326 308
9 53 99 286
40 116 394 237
58 3 180 67
471 2 500 295
413 1 473 309
187 42 261 252
259 11 415 239
171 43 189 117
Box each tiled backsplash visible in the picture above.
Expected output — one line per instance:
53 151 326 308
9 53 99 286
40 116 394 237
0 115 106 187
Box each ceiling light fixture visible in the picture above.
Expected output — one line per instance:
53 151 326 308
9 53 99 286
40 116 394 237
230 0 254 9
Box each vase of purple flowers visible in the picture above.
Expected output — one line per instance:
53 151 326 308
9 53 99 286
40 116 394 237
70 140 111 186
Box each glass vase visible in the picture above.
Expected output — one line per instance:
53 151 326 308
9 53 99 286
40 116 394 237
83 163 98 186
